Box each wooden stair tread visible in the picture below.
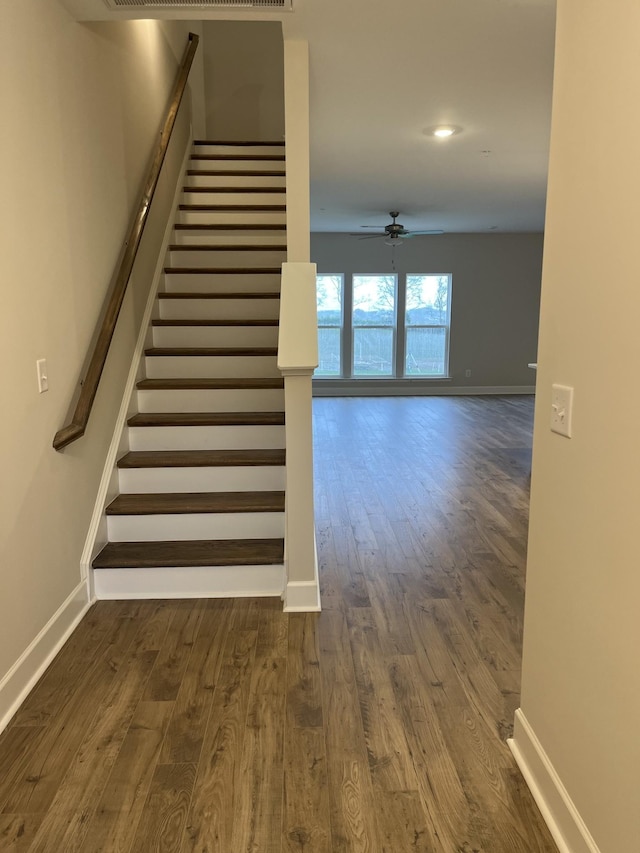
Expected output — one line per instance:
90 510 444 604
190 154 285 161
183 186 285 194
127 412 285 427
136 377 284 390
145 347 277 357
179 204 286 211
187 170 286 177
174 223 286 231
118 449 285 468
157 291 280 299
106 491 285 515
163 268 281 276
93 538 284 569
194 140 285 146
168 244 287 251
152 319 279 327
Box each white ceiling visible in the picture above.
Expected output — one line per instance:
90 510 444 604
62 0 557 234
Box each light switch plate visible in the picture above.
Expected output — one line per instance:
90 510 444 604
551 383 573 437
36 358 49 393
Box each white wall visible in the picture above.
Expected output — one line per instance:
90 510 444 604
0 1 197 724
203 21 285 141
311 232 543 391
516 2 640 851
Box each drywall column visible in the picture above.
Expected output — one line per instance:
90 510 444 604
278 263 319 612
510 2 640 852
283 40 310 263
278 39 318 610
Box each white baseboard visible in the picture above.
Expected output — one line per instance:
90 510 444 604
93 564 285 600
283 538 320 611
283 580 321 611
0 582 90 734
313 383 535 397
508 709 601 853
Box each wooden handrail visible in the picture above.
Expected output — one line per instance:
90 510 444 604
53 32 200 451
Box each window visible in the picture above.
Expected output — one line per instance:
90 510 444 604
353 275 396 376
316 274 343 376
316 272 451 380
405 274 451 376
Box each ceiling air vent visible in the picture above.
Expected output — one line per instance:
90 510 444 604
105 0 292 9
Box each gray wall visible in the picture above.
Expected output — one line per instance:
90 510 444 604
203 21 284 141
311 232 543 392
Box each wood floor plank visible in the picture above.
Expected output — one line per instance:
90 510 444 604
319 630 378 853
76 701 174 853
0 814 44 852
0 727 47 813
346 614 420 792
229 606 287 853
282 727 331 853
2 614 144 814
25 649 159 853
130 763 196 853
143 600 205 702
179 629 258 853
286 613 323 728
160 599 234 765
9 601 126 727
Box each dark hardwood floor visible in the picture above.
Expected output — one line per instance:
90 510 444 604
0 395 557 852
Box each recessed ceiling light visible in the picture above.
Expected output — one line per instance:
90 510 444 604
433 126 456 138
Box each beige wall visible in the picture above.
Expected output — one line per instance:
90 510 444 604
311 232 543 390
519 1 640 851
203 21 285 141
0 3 196 700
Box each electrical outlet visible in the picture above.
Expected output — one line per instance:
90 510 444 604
465 369 472 378
37 359 49 393
551 383 573 437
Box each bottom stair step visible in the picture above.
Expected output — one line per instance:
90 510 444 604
93 538 284 569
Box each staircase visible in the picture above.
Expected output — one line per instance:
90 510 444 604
92 140 290 599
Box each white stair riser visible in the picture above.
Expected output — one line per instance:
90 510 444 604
94 564 285 600
137 388 284 413
128 424 285 451
118 465 286 494
145 355 279 380
192 144 285 157
167 249 285 267
163 273 280 292
152 325 278 348
190 157 284 171
186 174 285 189
107 512 284 542
172 231 286 246
182 191 285 207
178 210 286 226
159 298 280 321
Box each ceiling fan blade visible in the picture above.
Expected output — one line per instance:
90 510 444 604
403 230 444 237
349 232 385 239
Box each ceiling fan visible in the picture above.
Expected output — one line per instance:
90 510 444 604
352 211 444 244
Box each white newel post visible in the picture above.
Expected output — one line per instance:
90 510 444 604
278 263 319 611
